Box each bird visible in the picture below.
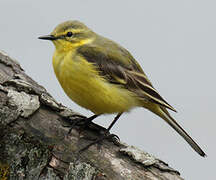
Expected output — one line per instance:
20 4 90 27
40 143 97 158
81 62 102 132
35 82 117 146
39 20 206 156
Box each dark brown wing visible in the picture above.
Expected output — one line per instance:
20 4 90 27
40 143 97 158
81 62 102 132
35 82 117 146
77 42 176 112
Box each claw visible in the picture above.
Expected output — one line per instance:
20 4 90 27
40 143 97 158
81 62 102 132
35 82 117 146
108 134 121 146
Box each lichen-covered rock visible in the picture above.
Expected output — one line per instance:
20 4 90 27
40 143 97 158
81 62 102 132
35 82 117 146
0 50 183 180
64 162 96 180
7 89 40 118
1 131 50 180
120 145 158 166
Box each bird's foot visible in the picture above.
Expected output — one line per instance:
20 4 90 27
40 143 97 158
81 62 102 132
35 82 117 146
66 114 99 136
79 132 121 153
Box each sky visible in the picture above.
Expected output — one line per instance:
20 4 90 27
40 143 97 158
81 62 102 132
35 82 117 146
1 0 215 179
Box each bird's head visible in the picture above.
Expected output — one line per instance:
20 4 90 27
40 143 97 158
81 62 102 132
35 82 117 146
39 20 95 51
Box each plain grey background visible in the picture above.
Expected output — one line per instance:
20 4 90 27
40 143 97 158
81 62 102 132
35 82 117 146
1 0 215 179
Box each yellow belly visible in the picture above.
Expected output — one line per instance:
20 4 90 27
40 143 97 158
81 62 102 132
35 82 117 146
52 51 141 114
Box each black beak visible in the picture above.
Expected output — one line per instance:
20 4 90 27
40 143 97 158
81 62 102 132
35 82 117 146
38 35 57 40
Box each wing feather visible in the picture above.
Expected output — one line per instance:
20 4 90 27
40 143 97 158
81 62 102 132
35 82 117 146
77 43 176 112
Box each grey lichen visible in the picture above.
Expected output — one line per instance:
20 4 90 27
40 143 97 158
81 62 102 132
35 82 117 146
120 145 158 166
0 87 20 125
0 105 20 126
120 145 180 175
64 162 96 180
40 93 62 111
42 168 62 180
1 131 50 180
7 89 40 118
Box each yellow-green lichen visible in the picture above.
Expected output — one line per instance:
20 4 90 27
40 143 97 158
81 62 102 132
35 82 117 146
0 163 9 180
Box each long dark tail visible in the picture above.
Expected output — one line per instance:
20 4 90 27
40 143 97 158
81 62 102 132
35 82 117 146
148 104 206 157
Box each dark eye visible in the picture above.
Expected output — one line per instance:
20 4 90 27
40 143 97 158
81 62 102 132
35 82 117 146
66 31 73 37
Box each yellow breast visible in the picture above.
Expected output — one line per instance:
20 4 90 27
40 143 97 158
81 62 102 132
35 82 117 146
52 50 140 114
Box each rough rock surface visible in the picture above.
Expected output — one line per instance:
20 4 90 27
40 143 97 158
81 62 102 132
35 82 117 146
0 50 183 180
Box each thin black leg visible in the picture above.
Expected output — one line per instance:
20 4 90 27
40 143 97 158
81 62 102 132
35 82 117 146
79 112 123 152
107 112 122 132
67 114 99 135
82 114 99 127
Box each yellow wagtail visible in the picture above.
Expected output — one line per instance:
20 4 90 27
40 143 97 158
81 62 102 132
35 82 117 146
39 20 205 156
